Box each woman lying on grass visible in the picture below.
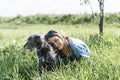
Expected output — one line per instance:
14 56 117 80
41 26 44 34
45 30 90 63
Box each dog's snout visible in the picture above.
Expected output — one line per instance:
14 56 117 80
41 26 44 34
23 42 28 48
23 42 34 52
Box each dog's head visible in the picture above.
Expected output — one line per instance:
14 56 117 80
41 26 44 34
23 33 44 51
23 33 59 69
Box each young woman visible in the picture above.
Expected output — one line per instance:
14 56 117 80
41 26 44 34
45 30 90 63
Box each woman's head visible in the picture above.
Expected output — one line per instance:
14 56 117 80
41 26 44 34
45 30 65 50
45 30 72 56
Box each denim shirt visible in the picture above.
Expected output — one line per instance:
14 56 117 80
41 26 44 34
60 38 90 62
69 38 90 60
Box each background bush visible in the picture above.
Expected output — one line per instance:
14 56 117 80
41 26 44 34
0 13 120 25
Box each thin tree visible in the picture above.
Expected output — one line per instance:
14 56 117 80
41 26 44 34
80 0 104 35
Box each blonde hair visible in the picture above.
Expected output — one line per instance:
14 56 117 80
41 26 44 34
52 32 72 57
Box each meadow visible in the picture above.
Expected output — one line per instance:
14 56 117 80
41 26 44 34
0 23 120 80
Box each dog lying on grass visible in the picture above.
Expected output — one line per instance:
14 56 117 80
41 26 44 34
23 33 60 74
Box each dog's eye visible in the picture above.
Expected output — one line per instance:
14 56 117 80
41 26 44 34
28 37 32 41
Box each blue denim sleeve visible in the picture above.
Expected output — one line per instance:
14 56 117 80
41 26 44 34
70 38 90 58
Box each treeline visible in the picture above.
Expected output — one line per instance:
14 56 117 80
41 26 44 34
0 13 120 25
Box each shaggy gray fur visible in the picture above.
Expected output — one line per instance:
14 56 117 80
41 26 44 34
23 33 59 73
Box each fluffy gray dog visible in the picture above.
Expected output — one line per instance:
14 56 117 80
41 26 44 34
23 33 60 74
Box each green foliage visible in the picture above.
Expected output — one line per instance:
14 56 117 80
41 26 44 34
0 13 120 27
0 13 109 25
0 44 38 79
0 24 120 79
105 13 120 24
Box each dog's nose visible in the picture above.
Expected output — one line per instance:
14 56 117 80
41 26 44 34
23 43 28 48
23 44 25 48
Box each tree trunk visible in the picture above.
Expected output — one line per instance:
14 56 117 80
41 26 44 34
99 13 103 35
99 0 104 35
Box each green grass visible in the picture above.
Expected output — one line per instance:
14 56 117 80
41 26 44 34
0 24 120 80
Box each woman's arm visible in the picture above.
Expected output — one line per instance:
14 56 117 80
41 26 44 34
69 38 90 58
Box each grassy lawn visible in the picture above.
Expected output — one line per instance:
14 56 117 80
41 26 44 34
0 24 120 80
